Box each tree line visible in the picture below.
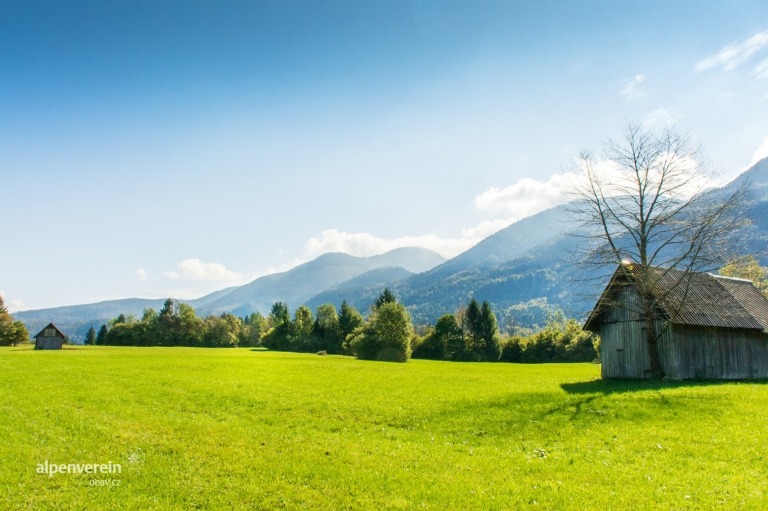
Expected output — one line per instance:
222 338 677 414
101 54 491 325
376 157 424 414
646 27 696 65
91 290 599 364
89 299 264 348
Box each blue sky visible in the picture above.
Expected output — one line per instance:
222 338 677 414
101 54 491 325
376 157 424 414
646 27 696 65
2 1 768 311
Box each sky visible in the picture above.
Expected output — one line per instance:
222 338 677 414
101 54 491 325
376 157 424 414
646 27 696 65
2 0 768 312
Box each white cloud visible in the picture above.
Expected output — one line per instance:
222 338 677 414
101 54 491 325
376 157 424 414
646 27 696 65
621 74 647 100
295 150 710 270
136 268 149 280
749 136 768 166
695 30 768 72
461 218 514 239
304 229 476 260
474 173 580 219
470 153 712 222
642 107 679 130
752 57 768 79
164 259 243 283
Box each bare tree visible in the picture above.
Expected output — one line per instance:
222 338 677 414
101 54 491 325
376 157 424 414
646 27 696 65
569 123 748 378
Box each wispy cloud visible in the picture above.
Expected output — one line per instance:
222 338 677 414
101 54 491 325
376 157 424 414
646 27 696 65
621 74 647 100
749 136 768 167
164 259 243 283
299 155 696 267
642 107 679 130
695 30 768 73
461 218 514 239
752 57 768 79
136 268 149 280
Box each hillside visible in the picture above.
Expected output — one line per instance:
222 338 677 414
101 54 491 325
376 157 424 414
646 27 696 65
15 247 445 341
305 266 415 312
194 247 444 317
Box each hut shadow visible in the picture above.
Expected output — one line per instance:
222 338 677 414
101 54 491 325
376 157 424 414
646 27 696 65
561 378 768 395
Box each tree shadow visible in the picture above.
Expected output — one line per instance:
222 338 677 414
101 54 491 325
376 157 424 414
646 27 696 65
540 394 600 420
561 377 768 395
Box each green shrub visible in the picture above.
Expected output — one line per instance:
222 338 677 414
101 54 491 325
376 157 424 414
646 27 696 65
500 318 598 363
352 302 413 363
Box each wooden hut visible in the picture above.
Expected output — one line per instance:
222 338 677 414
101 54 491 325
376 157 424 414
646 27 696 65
34 323 67 350
584 264 768 379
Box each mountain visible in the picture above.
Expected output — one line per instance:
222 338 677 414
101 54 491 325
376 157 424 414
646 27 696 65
16 158 768 340
15 247 445 341
310 212 581 332
194 247 445 317
305 266 415 312
320 157 768 332
429 206 571 277
721 158 768 260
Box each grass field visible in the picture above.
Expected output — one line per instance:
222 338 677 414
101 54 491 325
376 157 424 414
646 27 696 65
1 346 767 510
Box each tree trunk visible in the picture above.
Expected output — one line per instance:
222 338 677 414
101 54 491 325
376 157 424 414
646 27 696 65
643 300 664 379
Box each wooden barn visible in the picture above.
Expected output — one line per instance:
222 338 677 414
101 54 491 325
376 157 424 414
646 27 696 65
34 323 67 350
585 265 768 379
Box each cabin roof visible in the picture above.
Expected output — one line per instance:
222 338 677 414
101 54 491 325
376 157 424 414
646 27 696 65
34 322 67 339
584 265 768 332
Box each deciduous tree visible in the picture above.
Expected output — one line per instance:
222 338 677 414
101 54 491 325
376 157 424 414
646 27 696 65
314 304 341 353
570 123 747 378
352 301 413 362
720 256 768 297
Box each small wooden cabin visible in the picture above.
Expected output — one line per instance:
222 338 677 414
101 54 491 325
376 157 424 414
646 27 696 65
585 265 768 379
34 323 67 350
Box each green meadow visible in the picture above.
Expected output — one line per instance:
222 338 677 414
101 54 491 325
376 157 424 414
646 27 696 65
1 346 767 510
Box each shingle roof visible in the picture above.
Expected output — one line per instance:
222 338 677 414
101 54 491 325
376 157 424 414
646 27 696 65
585 265 768 331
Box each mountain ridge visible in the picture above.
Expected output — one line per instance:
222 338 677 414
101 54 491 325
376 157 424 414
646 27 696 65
15 157 768 340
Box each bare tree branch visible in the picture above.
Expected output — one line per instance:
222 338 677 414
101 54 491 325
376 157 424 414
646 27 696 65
566 123 750 378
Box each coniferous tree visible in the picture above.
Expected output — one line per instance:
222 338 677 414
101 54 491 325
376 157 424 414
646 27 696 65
263 302 292 350
85 326 97 345
96 325 108 345
463 298 482 359
338 300 364 353
157 299 178 346
479 301 501 361
373 288 397 311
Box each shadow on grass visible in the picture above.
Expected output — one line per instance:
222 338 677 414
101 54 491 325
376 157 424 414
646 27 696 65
561 377 768 395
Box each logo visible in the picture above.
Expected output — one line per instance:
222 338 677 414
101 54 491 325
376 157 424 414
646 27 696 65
125 447 145 472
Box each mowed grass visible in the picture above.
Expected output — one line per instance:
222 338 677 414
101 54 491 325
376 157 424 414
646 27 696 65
1 347 767 510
